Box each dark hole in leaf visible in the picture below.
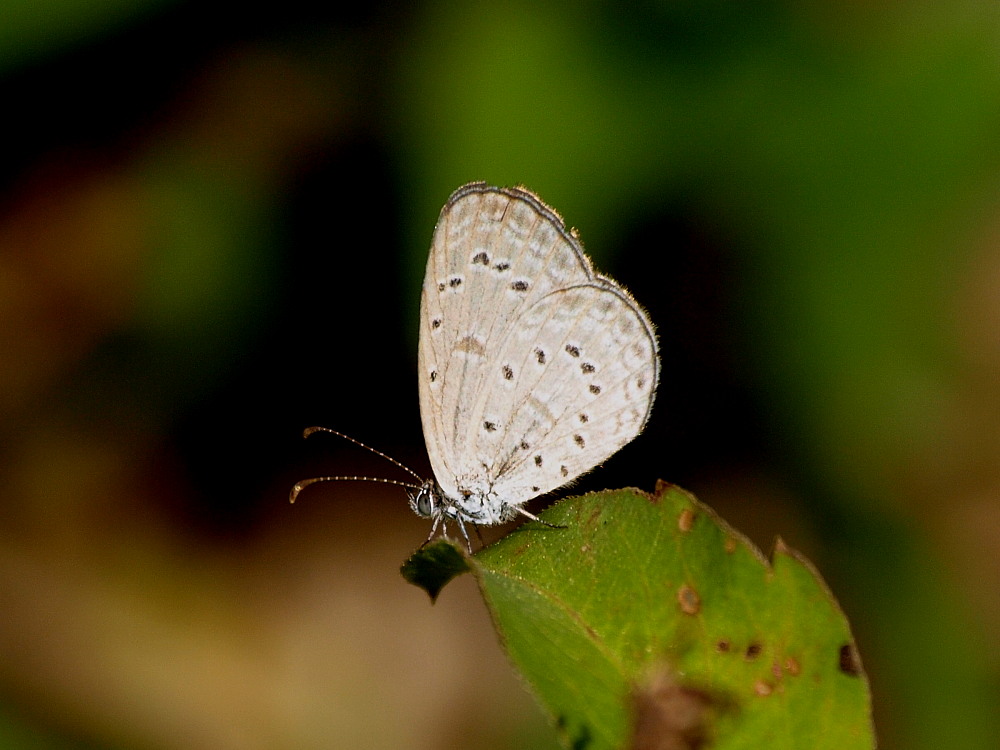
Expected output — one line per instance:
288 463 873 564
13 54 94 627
839 642 863 677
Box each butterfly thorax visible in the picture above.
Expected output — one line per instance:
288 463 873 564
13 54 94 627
408 479 520 526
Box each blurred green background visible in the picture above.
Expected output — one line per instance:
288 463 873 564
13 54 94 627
1 1 998 748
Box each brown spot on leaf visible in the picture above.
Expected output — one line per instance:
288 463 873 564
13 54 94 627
678 508 696 533
716 640 731 653
724 537 737 554
784 657 801 676
745 643 762 661
630 672 712 750
753 680 772 697
677 585 700 616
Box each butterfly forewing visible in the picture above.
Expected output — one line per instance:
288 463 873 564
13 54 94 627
419 184 592 495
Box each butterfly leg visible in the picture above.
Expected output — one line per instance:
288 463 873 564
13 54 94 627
420 513 444 548
514 506 566 530
456 517 474 553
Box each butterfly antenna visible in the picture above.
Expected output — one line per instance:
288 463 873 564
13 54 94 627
301 426 424 481
289 475 422 504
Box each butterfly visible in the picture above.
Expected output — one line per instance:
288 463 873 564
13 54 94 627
292 182 659 549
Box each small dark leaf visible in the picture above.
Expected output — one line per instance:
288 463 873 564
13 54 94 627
400 538 471 602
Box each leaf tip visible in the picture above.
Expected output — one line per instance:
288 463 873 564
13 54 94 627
651 478 679 502
773 535 791 555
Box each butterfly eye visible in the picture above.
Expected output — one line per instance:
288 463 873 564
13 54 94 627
415 488 434 517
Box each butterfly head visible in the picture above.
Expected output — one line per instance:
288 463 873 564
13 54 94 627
408 479 445 519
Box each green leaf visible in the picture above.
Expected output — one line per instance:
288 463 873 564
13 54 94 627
405 484 874 749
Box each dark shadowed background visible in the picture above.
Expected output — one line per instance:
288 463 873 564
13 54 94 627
1 2 998 748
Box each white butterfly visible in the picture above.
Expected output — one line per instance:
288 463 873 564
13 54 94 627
293 183 659 548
